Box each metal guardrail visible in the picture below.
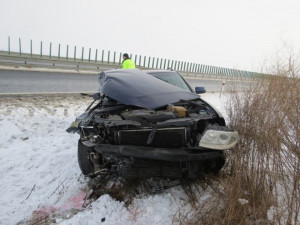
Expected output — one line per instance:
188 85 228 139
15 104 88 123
1 36 262 80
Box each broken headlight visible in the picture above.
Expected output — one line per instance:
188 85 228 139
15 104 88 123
199 129 239 150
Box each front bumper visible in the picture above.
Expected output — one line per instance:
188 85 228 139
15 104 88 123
83 141 225 179
89 142 223 162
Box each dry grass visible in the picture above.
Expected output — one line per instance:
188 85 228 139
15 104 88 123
177 56 300 224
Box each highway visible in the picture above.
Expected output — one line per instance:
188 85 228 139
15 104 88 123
0 70 246 94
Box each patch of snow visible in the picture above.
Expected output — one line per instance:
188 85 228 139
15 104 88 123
267 206 276 221
238 199 249 205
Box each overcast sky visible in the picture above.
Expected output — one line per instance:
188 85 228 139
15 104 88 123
0 0 299 71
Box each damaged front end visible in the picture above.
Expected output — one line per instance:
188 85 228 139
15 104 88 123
68 97 238 179
67 69 238 179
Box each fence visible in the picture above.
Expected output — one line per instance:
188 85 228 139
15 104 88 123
1 36 262 79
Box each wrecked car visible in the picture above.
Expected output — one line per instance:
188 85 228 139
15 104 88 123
67 69 238 179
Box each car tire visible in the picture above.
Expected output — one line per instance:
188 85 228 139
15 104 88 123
78 140 95 176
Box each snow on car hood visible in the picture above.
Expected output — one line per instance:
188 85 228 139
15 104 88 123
97 69 199 109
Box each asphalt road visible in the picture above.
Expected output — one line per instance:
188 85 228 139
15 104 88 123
0 70 246 94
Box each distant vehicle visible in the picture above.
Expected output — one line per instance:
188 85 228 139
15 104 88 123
67 69 238 179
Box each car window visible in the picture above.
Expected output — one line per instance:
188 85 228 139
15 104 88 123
148 72 191 92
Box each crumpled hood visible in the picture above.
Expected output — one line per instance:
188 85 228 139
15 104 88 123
97 69 199 109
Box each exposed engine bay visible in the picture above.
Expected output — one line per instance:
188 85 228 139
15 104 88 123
77 96 225 148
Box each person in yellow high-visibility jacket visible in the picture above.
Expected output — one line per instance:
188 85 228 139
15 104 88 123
122 53 136 69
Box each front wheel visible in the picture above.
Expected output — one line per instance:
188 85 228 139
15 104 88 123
77 140 97 176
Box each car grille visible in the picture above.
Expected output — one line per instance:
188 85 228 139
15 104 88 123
118 127 187 148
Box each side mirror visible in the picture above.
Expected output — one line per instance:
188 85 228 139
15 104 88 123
195 87 206 94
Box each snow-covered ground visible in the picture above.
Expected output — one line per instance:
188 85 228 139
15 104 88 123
0 93 226 225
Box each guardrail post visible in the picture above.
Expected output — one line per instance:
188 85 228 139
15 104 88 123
156 58 159 68
8 36 10 55
144 56 146 67
147 56 151 68
108 51 110 64
133 55 136 65
88 48 91 62
174 61 177 70
19 38 22 56
30 40 33 57
101 50 104 63
119 52 122 65
49 42 52 59
151 57 155 68
138 55 140 66
95 49 98 63
81 47 84 62
163 59 166 69
58 44 61 59
66 45 69 60
167 59 170 69
74 46 76 61
40 41 43 58
113 51 116 64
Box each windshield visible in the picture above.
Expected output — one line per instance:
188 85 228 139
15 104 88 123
148 72 191 92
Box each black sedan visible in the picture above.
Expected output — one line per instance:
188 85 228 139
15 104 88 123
67 69 238 179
